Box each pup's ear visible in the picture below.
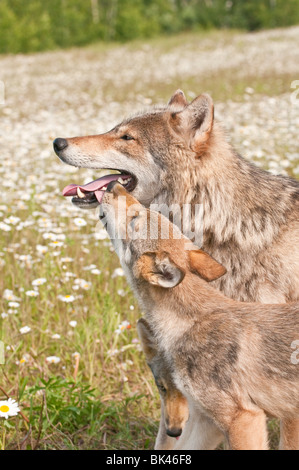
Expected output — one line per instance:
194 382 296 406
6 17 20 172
168 89 188 109
175 93 214 154
136 252 185 288
137 318 157 362
188 249 226 282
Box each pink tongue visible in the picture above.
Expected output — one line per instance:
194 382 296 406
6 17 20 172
62 174 130 197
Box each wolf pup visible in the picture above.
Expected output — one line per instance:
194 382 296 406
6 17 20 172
100 182 299 450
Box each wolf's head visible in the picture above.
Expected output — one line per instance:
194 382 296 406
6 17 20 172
137 317 189 438
54 90 215 209
100 182 226 291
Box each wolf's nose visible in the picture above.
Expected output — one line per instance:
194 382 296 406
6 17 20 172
53 138 68 153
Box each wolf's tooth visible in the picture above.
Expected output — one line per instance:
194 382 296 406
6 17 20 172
118 177 125 184
77 188 85 199
102 186 107 191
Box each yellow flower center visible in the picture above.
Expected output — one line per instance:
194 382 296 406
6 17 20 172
0 405 9 413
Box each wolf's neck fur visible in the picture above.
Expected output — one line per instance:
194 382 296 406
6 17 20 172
158 123 298 253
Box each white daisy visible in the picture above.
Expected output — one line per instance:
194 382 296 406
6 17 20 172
111 267 125 278
36 244 48 254
69 320 77 328
8 301 20 308
46 356 61 364
74 218 87 227
0 222 11 232
3 289 20 301
32 278 47 286
91 268 101 275
58 294 75 303
4 216 20 225
26 290 39 297
61 257 73 263
20 326 31 334
0 398 20 419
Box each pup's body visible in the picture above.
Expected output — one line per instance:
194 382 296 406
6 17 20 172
101 183 299 450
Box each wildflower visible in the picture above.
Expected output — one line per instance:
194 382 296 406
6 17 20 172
83 264 97 271
115 320 131 335
0 398 20 419
61 257 73 263
74 218 87 227
58 294 75 303
32 278 47 286
73 279 91 290
117 289 126 297
72 352 80 359
4 216 20 225
8 301 20 308
26 290 39 297
0 222 11 232
18 255 32 262
19 354 30 365
94 228 108 240
107 348 119 357
1 313 8 319
36 244 48 254
69 320 77 328
129 305 135 311
112 267 125 278
20 326 31 334
46 356 61 364
51 334 61 339
48 241 64 248
91 268 101 275
3 289 20 301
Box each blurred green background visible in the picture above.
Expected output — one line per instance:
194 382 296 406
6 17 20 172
0 0 299 54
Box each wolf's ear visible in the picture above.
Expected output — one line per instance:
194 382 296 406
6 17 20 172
188 249 226 282
177 93 214 154
168 89 188 109
137 318 158 362
136 252 185 288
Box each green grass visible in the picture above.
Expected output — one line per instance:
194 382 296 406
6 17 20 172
0 217 160 449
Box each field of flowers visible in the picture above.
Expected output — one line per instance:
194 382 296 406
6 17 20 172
0 27 298 449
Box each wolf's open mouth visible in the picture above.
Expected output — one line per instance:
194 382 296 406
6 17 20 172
62 171 137 209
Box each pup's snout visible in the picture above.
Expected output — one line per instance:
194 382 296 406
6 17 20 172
53 138 68 154
166 427 182 438
106 180 121 193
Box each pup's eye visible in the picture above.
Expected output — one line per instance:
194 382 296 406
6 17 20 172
120 134 134 141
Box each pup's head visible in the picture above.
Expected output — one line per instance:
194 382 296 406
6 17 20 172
137 318 189 438
101 182 226 289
